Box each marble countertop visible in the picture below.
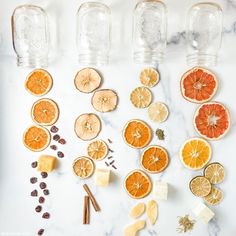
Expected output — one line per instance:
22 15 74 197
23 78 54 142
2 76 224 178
0 0 236 236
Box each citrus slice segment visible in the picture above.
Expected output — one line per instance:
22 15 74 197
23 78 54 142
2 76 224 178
74 68 101 93
140 68 159 87
23 125 51 152
204 162 225 184
141 145 169 173
130 87 152 108
92 89 118 112
194 102 230 140
148 102 169 123
31 98 59 126
123 119 152 149
189 176 212 197
180 138 211 170
203 187 223 206
25 69 53 96
124 170 152 199
87 140 108 161
72 156 94 179
180 67 218 103
75 113 101 141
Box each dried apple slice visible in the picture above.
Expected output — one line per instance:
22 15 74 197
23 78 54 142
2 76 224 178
124 220 146 236
146 200 158 225
74 68 101 93
129 202 145 219
92 89 118 112
74 113 101 141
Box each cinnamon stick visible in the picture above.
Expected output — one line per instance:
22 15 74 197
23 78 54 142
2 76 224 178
83 196 88 224
86 196 90 224
83 184 100 212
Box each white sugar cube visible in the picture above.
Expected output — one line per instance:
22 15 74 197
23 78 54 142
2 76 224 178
154 181 168 200
95 169 110 186
192 202 215 223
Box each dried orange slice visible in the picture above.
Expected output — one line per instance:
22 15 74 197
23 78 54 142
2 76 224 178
75 113 101 141
141 145 169 173
31 98 59 126
74 68 101 93
203 187 223 206
25 69 53 96
23 125 51 152
72 156 94 179
194 102 230 140
123 119 152 149
180 67 218 103
124 170 152 199
148 102 169 123
140 68 159 87
189 176 212 197
204 162 225 184
180 138 211 170
130 87 152 108
87 140 108 161
92 89 118 112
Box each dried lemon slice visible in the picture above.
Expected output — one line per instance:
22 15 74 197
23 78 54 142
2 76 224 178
87 140 108 161
74 113 101 141
72 156 94 179
140 68 159 87
148 102 169 122
130 86 152 108
189 176 212 197
204 162 225 184
204 187 223 206
92 89 118 112
74 68 101 93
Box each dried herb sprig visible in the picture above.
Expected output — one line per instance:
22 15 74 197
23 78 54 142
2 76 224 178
156 129 165 140
177 215 195 233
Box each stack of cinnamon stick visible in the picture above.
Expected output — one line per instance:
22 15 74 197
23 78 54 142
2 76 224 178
83 184 100 224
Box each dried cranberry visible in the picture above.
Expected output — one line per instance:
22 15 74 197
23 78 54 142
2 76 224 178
43 189 49 195
50 126 59 133
31 190 38 197
57 151 64 158
35 205 42 213
38 229 44 235
39 196 45 204
42 212 50 219
41 172 48 178
50 145 58 150
53 134 60 141
39 182 47 189
31 161 38 168
30 177 37 184
58 138 66 145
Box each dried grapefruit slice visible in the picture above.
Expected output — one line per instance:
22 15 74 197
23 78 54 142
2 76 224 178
140 68 159 87
148 102 169 123
92 89 118 112
189 176 212 197
123 119 152 149
74 68 101 93
204 162 225 184
203 187 223 206
194 102 230 140
87 140 108 161
124 170 152 199
72 156 94 179
31 98 59 126
25 69 53 96
130 87 152 108
141 145 169 173
180 67 218 103
74 113 101 141
23 125 51 152
180 138 211 170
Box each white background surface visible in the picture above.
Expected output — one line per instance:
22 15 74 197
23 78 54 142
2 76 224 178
0 0 236 236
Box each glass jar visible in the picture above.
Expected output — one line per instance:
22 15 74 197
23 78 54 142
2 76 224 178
186 3 223 67
11 5 49 67
76 2 111 65
133 0 167 65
